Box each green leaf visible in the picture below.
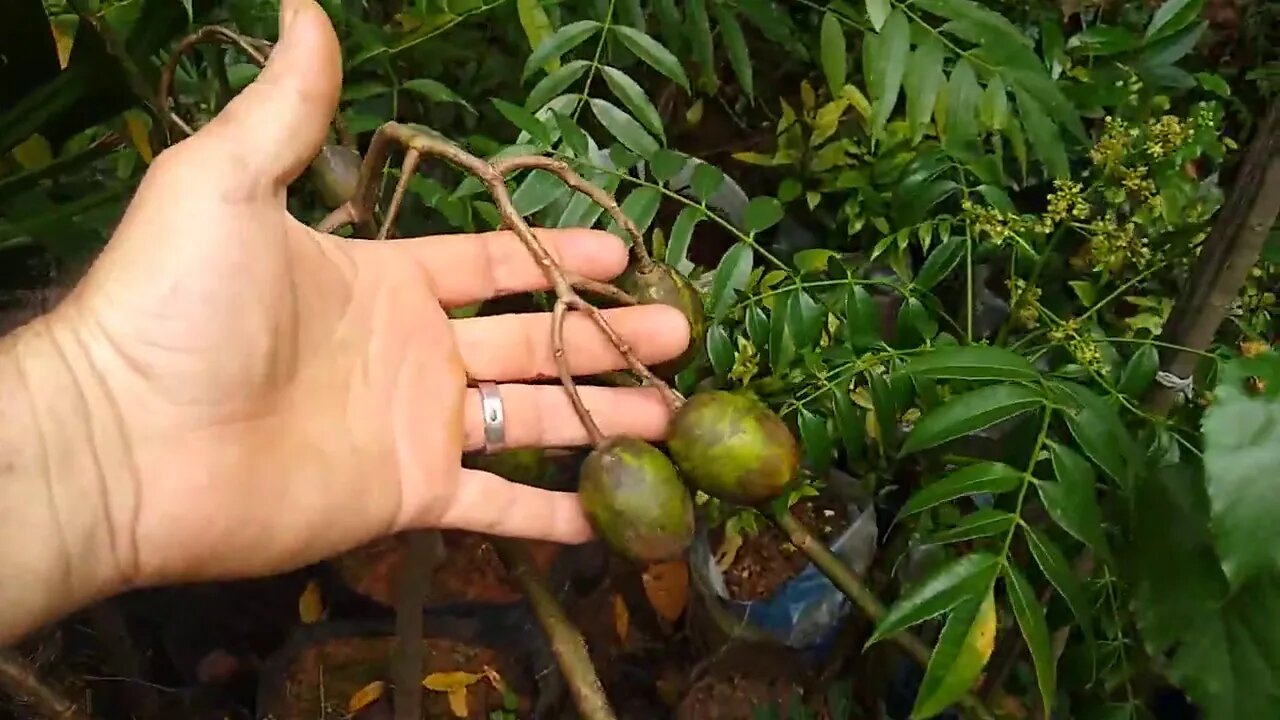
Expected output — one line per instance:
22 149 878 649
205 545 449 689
1051 381 1134 488
713 6 754 100
665 206 703 274
746 304 769 347
980 76 1009 133
588 98 660 157
820 12 847 96
912 236 963 291
770 288 797 371
911 588 997 719
1012 85 1068 179
556 171 618 228
551 110 590 157
870 9 910 141
895 297 937 348
611 26 690 91
1137 20 1207 67
1040 440 1108 559
833 390 867 464
493 98 552 146
914 0 1033 50
904 33 946 143
925 509 1016 544
844 286 882 350
511 170 564 215
799 407 834 474
607 186 662 241
1195 71 1231 97
517 0 559 73
600 66 665 138
1003 564 1056 717
744 196 784 233
788 289 825 350
944 59 982 161
868 552 999 646
690 162 726 201
1203 351 1280 586
900 461 1025 517
902 384 1044 455
868 370 898 452
402 79 475 112
1024 524 1092 635
1066 26 1140 56
1145 0 1205 41
707 324 734 378
905 345 1040 382
525 60 591 111
522 20 601 80
710 242 753 320
1117 344 1159 399
688 0 717 92
866 0 890 31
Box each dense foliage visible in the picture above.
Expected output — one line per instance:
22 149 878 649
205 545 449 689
2 0 1279 718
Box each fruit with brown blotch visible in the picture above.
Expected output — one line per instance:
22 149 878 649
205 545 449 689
308 144 362 209
613 260 706 377
578 436 695 564
666 390 800 506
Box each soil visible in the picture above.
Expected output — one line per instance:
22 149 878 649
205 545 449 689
331 531 562 607
676 671 808 720
713 495 853 602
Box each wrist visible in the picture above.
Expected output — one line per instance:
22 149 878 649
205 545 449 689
0 307 137 644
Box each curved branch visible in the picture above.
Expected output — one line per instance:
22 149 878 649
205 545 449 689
0 648 95 720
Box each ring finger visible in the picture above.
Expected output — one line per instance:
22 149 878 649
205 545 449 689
462 383 673 452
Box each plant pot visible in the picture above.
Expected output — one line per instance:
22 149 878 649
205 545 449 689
687 469 879 663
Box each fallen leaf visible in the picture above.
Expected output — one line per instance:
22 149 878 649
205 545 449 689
347 680 386 714
447 687 468 718
643 559 690 624
423 671 483 691
298 579 325 624
714 529 743 573
612 593 630 644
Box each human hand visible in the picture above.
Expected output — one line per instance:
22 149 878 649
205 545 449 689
31 0 690 591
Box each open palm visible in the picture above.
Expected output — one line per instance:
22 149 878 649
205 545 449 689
54 0 689 588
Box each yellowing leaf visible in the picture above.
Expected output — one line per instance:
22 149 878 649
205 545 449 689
714 528 744 572
12 134 53 171
841 84 872 121
811 98 850 146
447 687 468 718
347 680 386 714
423 671 483 691
612 593 630 644
643 559 690 624
298 579 325 623
517 0 559 74
970 589 998 662
50 15 78 68
123 110 154 164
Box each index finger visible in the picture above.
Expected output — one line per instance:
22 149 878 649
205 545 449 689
340 227 628 307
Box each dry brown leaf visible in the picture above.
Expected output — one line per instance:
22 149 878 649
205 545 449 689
642 559 689 624
297 579 325 624
713 529 743 573
447 687 469 718
481 665 508 694
347 680 386 714
612 593 630 644
423 671 483 691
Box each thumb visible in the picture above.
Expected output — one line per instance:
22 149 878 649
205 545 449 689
195 0 342 191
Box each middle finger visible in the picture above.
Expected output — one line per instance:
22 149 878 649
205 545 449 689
453 304 691 381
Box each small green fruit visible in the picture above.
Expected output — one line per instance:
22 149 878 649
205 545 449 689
666 390 800 506
614 260 706 377
308 144 362 209
466 449 557 490
578 436 695 563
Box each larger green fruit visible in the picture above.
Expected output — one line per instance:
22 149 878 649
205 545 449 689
466 448 557 490
578 436 695 563
614 260 706 377
666 390 800 506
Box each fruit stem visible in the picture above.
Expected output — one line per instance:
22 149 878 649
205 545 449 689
492 539 618 720
376 148 420 240
769 506 997 720
553 299 605 445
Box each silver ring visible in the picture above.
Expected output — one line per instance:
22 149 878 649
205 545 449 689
477 382 507 452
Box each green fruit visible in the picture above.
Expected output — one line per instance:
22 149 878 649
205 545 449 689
666 390 800 506
578 436 695 563
308 144 362 209
466 449 557 490
614 260 706 377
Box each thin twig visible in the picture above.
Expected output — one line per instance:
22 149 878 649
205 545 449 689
492 539 616 720
377 149 420 240
553 299 604 445
0 648 95 720
158 26 271 139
